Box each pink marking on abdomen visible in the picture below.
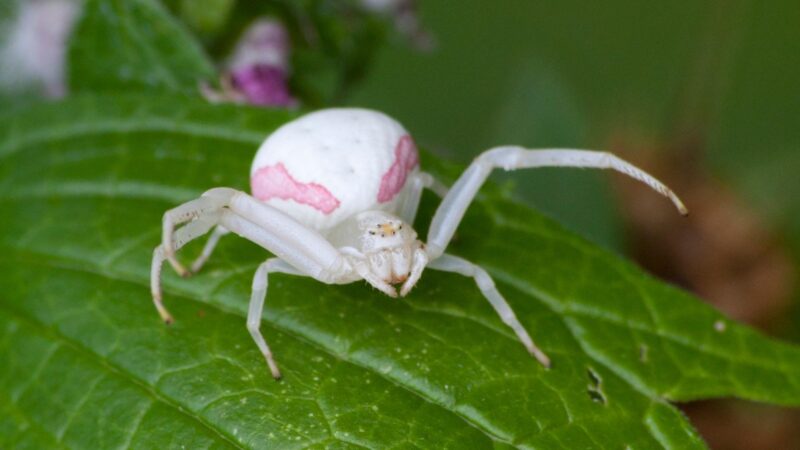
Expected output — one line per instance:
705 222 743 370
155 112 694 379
378 135 419 203
251 163 340 214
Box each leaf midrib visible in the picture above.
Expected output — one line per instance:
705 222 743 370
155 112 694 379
0 116 265 161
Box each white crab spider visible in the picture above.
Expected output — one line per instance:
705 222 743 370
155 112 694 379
151 108 687 380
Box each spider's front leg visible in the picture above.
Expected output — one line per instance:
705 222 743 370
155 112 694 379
426 147 688 259
423 146 688 368
398 171 448 225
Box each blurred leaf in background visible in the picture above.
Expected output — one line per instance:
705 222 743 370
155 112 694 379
68 0 215 94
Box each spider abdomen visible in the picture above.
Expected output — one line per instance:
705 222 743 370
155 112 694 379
250 108 420 232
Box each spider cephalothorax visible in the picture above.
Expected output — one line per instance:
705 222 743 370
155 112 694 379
152 108 687 379
352 210 426 295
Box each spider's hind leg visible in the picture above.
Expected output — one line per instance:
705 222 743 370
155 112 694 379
151 212 221 324
152 188 237 323
161 188 236 276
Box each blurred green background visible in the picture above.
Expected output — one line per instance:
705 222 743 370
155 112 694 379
348 0 799 255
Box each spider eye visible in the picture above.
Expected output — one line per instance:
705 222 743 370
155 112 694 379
398 225 403 230
369 231 376 235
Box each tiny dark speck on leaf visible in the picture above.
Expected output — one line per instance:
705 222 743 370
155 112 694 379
587 368 601 387
587 368 607 405
588 390 606 404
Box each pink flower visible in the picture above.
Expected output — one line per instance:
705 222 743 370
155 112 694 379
203 18 297 108
228 64 295 107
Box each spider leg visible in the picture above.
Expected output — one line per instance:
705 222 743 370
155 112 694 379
398 171 448 225
161 188 237 276
248 258 305 380
426 147 688 259
151 212 221 323
429 253 550 368
153 190 366 381
188 226 230 274
153 189 352 326
425 173 450 199
219 192 347 283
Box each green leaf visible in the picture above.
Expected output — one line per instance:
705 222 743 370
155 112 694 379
176 0 236 36
67 0 215 94
2 94 800 448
